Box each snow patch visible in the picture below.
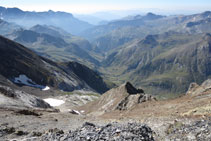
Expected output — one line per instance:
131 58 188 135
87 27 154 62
68 109 81 115
42 86 50 91
43 98 65 107
13 74 49 90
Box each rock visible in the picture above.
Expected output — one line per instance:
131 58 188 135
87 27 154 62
186 79 211 96
125 82 144 94
166 118 211 140
15 109 42 116
186 82 199 95
40 122 155 141
32 131 43 137
68 109 81 115
138 94 157 103
0 84 52 109
0 126 16 137
83 82 156 114
201 79 211 89
16 130 28 136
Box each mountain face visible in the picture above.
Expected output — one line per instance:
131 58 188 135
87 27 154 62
30 24 94 51
60 62 109 94
5 28 99 66
0 35 109 93
81 12 165 40
0 19 21 35
1 8 211 97
30 24 71 38
0 6 93 35
13 29 68 47
80 11 211 54
102 32 211 96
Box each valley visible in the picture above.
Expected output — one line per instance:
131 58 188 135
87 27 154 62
0 5 211 141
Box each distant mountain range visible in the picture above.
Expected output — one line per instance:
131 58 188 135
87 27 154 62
80 11 211 54
0 6 93 35
0 7 211 97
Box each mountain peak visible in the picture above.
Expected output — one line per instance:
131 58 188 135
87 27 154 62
146 12 156 16
125 82 144 94
48 10 54 13
201 11 211 17
144 12 165 20
80 82 155 114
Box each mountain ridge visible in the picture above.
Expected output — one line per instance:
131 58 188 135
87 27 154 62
0 35 109 93
0 6 93 35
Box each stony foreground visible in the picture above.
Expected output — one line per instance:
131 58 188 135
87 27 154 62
41 122 154 141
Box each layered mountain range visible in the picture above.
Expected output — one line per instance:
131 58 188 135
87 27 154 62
0 6 211 97
0 6 92 35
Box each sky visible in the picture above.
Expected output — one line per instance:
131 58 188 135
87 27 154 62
0 0 211 14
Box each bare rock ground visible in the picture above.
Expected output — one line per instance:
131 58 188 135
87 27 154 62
0 80 211 140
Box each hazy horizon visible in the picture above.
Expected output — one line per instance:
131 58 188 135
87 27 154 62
0 0 211 16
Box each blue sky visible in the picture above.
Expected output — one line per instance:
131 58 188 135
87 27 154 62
0 0 210 14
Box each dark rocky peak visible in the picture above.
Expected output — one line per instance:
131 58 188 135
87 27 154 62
125 82 144 94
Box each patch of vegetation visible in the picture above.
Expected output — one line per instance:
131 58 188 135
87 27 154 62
62 91 100 97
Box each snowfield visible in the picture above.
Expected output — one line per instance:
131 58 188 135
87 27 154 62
43 98 65 107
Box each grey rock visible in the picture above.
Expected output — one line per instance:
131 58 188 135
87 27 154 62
40 122 155 141
0 84 51 109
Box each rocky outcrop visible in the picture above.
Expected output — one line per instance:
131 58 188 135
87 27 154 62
40 122 154 141
186 79 211 96
116 92 156 111
186 82 200 95
0 84 51 109
82 82 156 114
